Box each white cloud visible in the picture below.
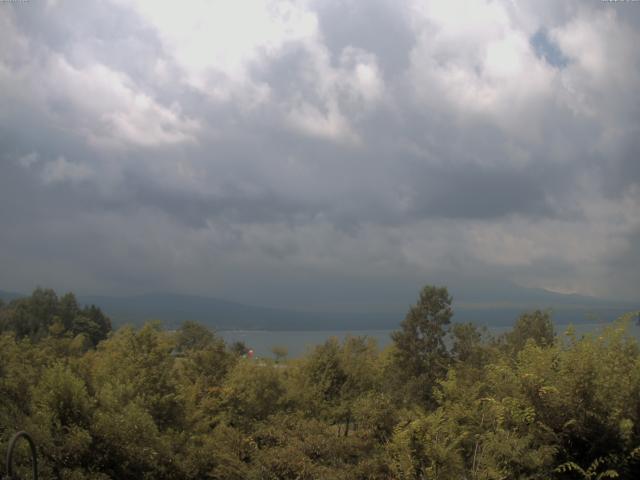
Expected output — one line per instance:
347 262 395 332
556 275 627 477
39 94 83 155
337 47 384 106
43 56 199 148
465 188 640 297
41 156 93 184
407 0 557 139
17 152 39 168
116 0 318 102
0 14 200 151
281 45 384 144
0 0 639 303
115 0 384 144
553 9 640 125
286 99 358 144
0 11 29 64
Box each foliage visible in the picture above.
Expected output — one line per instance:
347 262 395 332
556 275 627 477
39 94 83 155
271 345 288 363
0 288 111 346
0 287 639 479
500 309 555 356
390 285 453 407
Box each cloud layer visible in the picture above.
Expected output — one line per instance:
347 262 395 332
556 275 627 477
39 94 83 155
1 0 639 308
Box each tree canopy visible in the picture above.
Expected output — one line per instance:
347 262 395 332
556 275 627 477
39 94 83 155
0 286 639 479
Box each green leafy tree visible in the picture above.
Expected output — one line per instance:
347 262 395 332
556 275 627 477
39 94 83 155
221 360 287 429
176 320 216 352
502 309 555 355
0 289 110 346
271 345 288 363
0 288 58 339
229 340 250 357
293 336 381 435
388 409 466 480
30 363 94 480
90 323 182 430
390 285 453 406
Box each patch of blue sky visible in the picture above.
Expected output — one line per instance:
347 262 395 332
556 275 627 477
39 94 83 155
530 29 570 68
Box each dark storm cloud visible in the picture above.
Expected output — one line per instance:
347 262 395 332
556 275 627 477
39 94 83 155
407 164 553 220
599 128 640 195
0 0 639 304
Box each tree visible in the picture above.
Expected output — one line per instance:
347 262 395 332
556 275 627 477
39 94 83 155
229 340 249 357
30 363 94 480
451 322 494 373
221 360 286 429
502 309 554 355
90 323 182 430
294 337 347 423
176 320 216 352
58 292 81 330
0 289 111 345
78 304 111 345
387 409 466 480
0 288 58 339
271 345 288 363
390 285 453 407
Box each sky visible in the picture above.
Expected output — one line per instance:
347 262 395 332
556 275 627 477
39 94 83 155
1 0 639 311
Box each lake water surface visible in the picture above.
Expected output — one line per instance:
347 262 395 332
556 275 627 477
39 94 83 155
219 322 640 359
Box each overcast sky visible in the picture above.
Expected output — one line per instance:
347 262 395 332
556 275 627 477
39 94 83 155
1 0 639 310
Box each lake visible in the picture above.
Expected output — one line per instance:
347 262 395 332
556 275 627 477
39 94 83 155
219 321 640 359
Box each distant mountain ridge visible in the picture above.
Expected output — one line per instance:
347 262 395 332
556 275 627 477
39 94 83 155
78 293 395 330
0 290 23 302
1 288 637 330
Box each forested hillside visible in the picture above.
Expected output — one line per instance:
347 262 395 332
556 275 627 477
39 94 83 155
1 287 639 479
